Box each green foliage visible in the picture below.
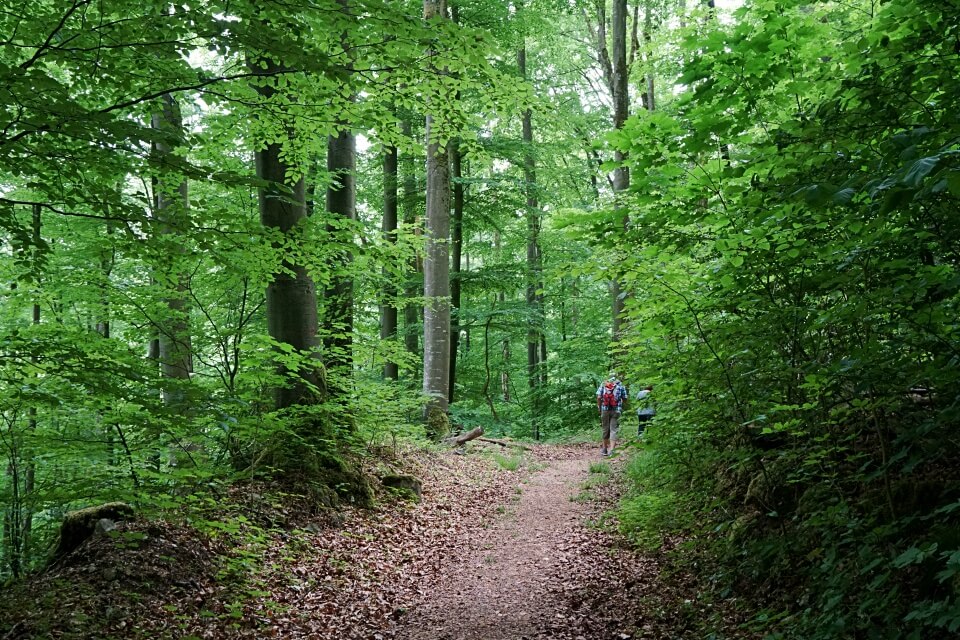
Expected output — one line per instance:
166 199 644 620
0 0 536 581
618 449 696 552
608 0 960 636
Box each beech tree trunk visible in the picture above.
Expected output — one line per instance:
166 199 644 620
254 61 321 410
422 0 451 419
325 0 356 378
151 93 193 406
642 0 656 113
494 232 510 402
518 34 544 440
448 137 463 404
22 204 40 572
382 143 399 380
610 0 630 341
324 129 356 374
401 118 421 372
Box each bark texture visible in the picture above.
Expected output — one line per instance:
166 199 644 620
254 60 321 410
382 144 399 380
519 37 545 440
610 0 630 341
422 0 451 418
448 137 463 403
401 119 421 371
151 93 193 404
324 129 356 373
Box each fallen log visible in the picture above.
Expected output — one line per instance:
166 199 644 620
445 426 484 446
478 437 533 451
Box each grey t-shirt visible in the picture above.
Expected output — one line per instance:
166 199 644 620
636 389 655 416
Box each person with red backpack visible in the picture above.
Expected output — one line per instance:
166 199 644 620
596 374 627 456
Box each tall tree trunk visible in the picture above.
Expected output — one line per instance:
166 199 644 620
401 118 421 373
97 220 114 339
254 61 321 410
495 232 510 402
642 0 656 113
325 0 356 379
324 129 356 374
447 137 463 404
464 251 471 352
518 34 544 440
22 204 40 569
151 94 193 406
422 0 451 423
610 0 630 342
570 276 580 337
382 143 399 380
560 277 567 342
446 2 464 406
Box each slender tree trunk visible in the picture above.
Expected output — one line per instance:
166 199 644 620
401 118 421 372
22 204 40 566
324 129 356 374
4 459 21 578
254 61 321 410
500 310 510 402
493 231 510 402
518 35 544 440
325 0 357 378
610 0 630 341
482 315 500 421
382 143 399 380
97 220 114 339
464 251 471 352
448 137 463 404
560 277 567 342
570 276 580 337
151 94 193 406
422 0 451 421
642 1 656 113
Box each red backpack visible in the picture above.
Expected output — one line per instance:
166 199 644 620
600 382 619 409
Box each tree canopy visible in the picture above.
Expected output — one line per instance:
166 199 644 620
2 0 959 636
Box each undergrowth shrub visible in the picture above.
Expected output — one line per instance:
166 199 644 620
618 445 699 553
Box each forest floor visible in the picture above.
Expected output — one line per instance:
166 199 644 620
0 442 754 639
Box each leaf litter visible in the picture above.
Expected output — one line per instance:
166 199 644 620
0 443 755 639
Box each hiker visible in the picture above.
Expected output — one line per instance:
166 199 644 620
635 385 655 437
596 374 627 456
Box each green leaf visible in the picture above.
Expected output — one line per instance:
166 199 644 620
902 155 940 187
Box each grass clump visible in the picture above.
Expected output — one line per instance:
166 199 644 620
589 461 611 475
492 452 524 471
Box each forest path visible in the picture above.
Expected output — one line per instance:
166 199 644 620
392 449 625 640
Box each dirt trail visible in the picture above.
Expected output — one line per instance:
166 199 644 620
393 452 597 640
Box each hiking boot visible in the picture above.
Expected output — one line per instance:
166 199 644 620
600 447 608 456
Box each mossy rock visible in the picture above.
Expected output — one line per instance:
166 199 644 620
425 406 450 440
53 502 135 559
318 467 374 508
382 474 422 503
